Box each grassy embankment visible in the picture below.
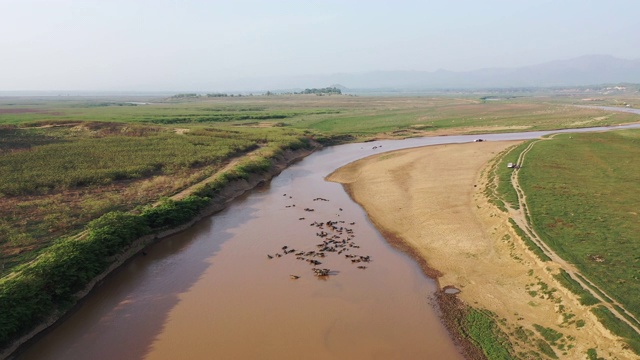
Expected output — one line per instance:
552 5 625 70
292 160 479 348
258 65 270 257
517 130 640 354
489 130 640 355
1 94 640 352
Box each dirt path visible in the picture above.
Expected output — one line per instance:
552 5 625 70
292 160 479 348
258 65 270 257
509 137 640 334
327 141 637 359
168 147 265 202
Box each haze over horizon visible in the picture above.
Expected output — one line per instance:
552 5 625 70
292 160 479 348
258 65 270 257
2 0 639 92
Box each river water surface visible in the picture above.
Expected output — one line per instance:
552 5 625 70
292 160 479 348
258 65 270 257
18 120 640 360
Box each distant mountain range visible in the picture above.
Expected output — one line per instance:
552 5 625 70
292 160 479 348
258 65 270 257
226 55 640 92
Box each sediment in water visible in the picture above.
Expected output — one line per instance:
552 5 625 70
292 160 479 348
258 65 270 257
335 182 487 360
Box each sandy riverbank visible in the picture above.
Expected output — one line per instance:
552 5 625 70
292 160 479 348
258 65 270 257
327 141 634 359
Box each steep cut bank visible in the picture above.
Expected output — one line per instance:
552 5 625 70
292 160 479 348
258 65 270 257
327 142 635 359
2 144 318 360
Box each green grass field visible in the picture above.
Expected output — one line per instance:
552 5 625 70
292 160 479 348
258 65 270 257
514 130 640 352
518 130 640 318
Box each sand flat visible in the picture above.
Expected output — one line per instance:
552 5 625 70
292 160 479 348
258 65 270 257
327 141 634 359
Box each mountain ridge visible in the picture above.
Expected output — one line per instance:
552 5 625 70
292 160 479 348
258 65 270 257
327 55 640 89
219 55 640 91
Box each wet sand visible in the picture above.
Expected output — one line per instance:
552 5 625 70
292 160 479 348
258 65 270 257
327 141 635 358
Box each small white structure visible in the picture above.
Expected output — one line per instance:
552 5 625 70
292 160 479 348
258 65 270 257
507 162 514 168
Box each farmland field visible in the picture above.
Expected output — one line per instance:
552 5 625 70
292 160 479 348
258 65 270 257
1 92 640 357
2 94 640 133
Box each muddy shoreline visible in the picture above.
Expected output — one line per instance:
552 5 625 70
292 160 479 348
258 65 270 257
3 146 318 360
338 183 486 360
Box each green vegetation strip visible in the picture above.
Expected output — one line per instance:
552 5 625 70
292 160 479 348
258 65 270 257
613 304 640 329
508 218 551 262
535 339 558 359
462 308 514 360
591 306 640 355
574 274 613 304
533 324 563 345
517 130 640 321
552 269 600 306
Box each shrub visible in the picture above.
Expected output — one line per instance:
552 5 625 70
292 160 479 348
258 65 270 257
463 308 514 359
141 196 210 229
0 210 151 347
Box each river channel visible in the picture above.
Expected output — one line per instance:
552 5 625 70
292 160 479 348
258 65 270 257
17 120 640 360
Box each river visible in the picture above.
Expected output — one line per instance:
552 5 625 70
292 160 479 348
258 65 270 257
17 119 640 360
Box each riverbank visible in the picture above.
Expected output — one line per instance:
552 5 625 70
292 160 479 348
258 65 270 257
2 144 319 360
327 141 635 359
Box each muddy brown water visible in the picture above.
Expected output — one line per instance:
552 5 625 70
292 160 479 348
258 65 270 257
17 124 640 360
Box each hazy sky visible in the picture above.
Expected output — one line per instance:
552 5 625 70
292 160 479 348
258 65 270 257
1 0 639 91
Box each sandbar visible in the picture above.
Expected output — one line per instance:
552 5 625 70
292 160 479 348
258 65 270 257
327 141 634 359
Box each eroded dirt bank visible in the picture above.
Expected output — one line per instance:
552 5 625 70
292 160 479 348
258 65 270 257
327 142 635 359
